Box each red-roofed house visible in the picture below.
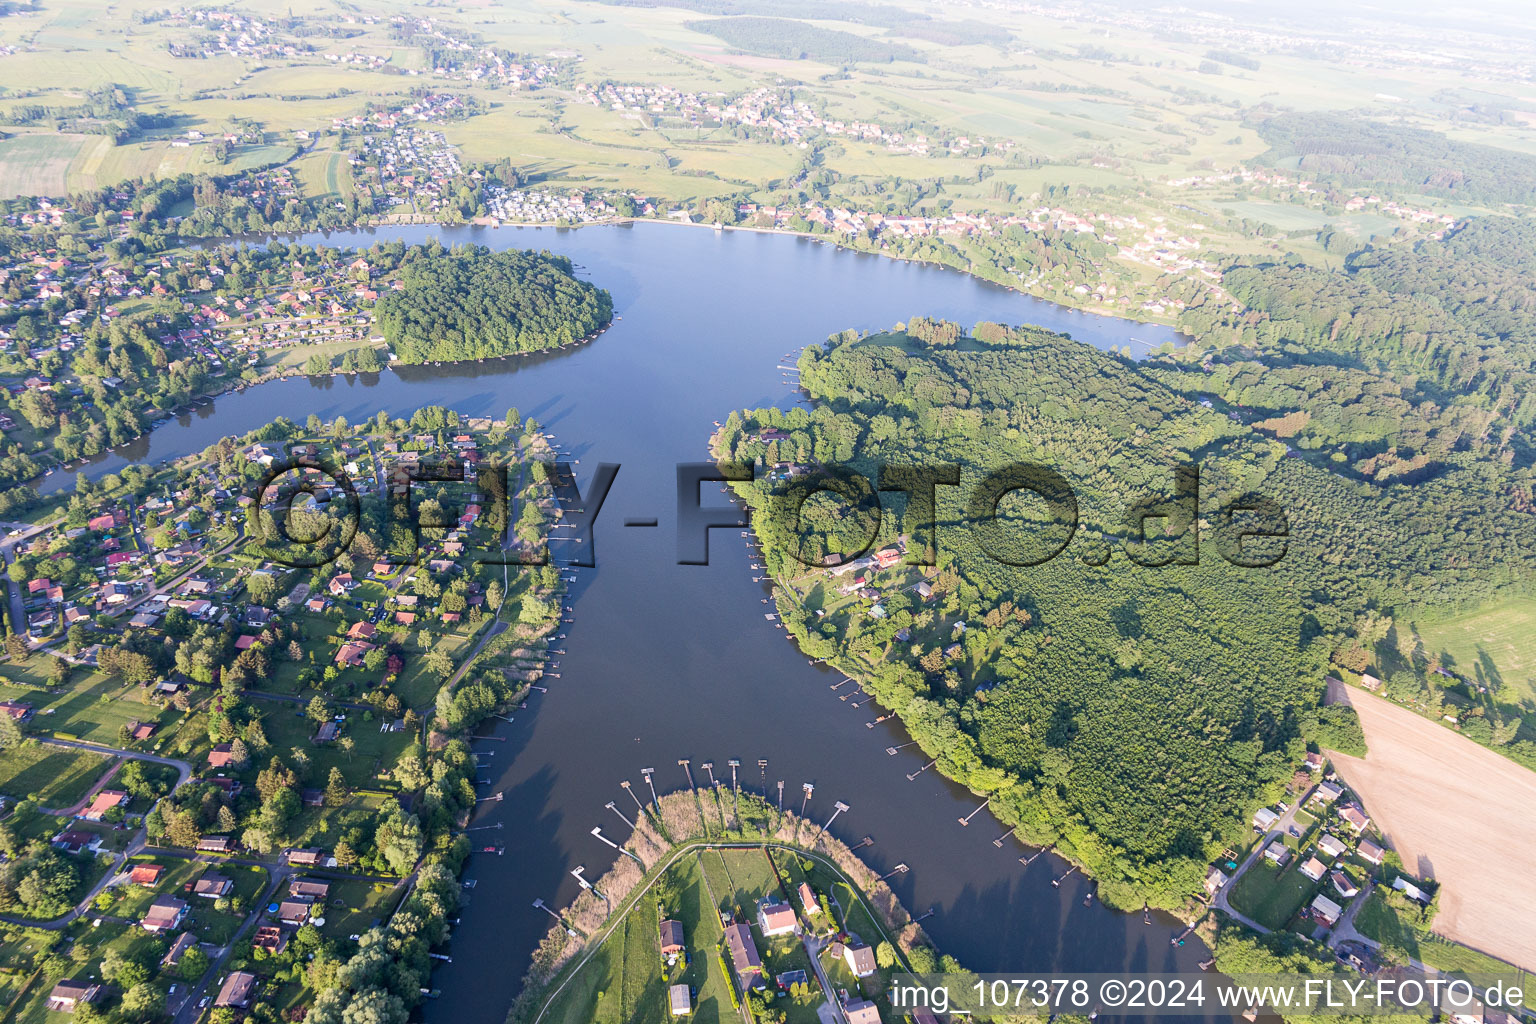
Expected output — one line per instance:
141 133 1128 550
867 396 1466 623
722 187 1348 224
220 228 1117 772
80 789 128 821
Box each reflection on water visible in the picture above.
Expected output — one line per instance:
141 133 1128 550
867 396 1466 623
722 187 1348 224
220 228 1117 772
55 222 1208 1022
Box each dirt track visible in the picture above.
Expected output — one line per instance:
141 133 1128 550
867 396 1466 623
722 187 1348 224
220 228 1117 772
1326 679 1536 970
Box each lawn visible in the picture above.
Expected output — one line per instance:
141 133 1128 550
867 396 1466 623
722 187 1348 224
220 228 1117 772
538 853 734 1024
1 668 170 747
1413 597 1536 705
254 703 412 790
0 743 112 810
314 878 403 941
190 863 271 946
1227 860 1317 932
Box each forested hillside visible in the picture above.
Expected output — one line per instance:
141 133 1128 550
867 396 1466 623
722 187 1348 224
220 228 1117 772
376 243 613 364
1252 113 1536 204
687 16 921 63
716 321 1536 909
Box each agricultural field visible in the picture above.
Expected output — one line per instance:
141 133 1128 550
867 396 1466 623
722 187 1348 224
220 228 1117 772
1330 682 1536 970
1412 597 1536 705
0 133 90 199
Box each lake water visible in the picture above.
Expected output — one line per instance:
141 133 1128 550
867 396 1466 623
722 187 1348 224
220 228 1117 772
48 222 1209 1019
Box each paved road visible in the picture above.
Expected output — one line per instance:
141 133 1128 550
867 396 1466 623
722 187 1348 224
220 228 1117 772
1209 784 1316 932
0 740 193 930
0 518 58 648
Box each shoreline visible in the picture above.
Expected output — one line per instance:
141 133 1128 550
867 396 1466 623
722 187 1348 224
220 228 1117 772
509 790 942 1024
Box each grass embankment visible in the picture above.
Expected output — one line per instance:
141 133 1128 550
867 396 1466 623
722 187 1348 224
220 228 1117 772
510 790 933 1024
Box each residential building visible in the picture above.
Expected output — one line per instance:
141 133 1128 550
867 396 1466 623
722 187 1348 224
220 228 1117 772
278 896 316 925
659 919 685 956
1311 893 1343 926
289 877 331 900
46 981 102 1014
194 872 233 898
161 932 197 969
216 971 258 1008
844 999 883 1024
798 881 818 915
758 901 796 937
1317 834 1348 859
1299 856 1328 882
130 863 165 887
253 925 289 955
843 941 878 977
142 895 188 933
723 922 762 977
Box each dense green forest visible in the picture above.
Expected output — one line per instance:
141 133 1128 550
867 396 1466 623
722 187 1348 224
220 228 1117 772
1251 112 1536 204
717 319 1536 909
1154 214 1536 768
686 16 922 64
375 243 613 364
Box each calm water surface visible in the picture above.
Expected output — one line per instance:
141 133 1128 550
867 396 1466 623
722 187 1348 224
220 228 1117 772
49 223 1210 1020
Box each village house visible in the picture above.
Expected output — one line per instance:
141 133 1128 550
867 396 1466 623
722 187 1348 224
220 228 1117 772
1204 866 1229 895
0 699 34 723
1299 855 1328 882
1311 893 1343 927
1252 807 1280 831
278 896 316 925
843 999 882 1024
1332 870 1360 899
757 901 796 937
80 789 127 821
216 971 258 1009
335 641 374 667
289 877 331 900
194 872 233 898
1262 840 1290 867
1338 803 1371 833
51 829 101 854
197 835 236 854
723 922 762 978
1317 834 1348 859
142 895 188 933
1310 780 1344 805
130 863 165 887
1357 838 1386 865
798 881 818 915
659 919 685 957
843 940 878 978
46 981 102 1014
161 932 197 969
286 848 326 867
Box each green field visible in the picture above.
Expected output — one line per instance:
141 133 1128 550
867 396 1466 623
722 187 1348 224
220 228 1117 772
0 133 88 198
1228 861 1318 932
538 854 735 1024
1413 597 1536 704
1354 890 1527 984
0 743 112 811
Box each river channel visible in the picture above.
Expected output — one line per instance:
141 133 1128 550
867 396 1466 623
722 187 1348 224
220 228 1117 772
45 221 1209 1020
